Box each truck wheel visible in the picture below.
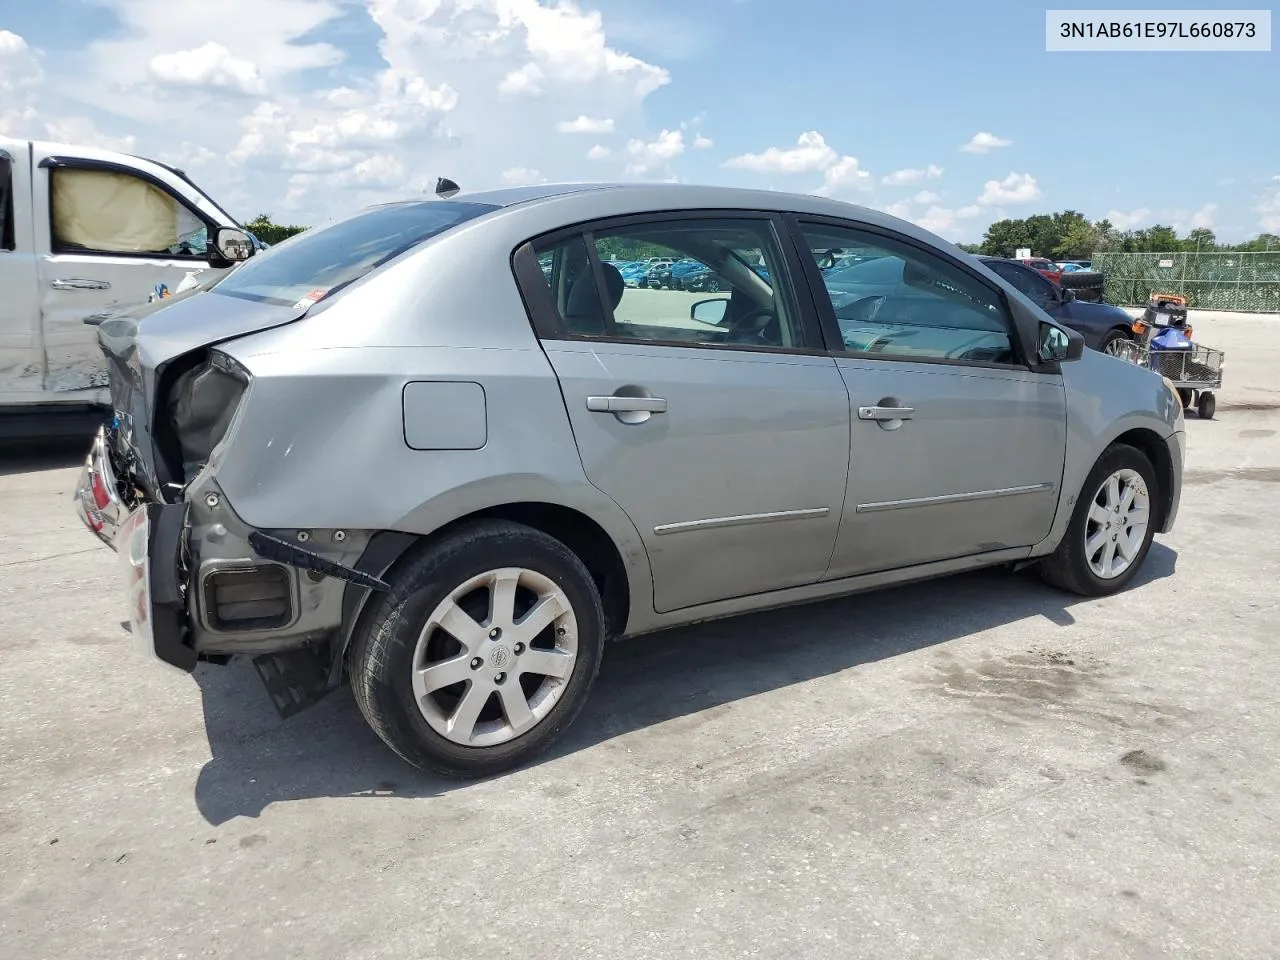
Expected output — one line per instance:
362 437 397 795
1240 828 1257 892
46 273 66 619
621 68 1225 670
349 520 605 777
1039 443 1158 597
1197 392 1216 420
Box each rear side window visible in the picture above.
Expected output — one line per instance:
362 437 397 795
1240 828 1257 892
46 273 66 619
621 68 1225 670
212 201 496 307
50 167 209 257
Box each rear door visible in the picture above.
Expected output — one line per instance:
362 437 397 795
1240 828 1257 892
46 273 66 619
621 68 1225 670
515 212 851 614
788 218 1067 579
30 149 219 395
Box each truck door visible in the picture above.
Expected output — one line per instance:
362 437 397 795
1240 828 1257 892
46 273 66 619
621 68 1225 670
30 149 220 396
0 142 44 404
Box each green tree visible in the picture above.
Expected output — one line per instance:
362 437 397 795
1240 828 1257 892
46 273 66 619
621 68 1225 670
1184 228 1217 251
1054 218 1100 259
979 218 1033 257
244 213 308 246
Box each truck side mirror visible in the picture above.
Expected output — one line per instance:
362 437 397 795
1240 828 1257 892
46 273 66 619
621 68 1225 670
213 226 254 263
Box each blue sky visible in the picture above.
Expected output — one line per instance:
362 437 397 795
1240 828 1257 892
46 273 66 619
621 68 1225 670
2 0 1277 242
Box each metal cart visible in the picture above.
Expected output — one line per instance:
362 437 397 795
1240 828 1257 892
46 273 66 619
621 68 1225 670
1116 335 1224 420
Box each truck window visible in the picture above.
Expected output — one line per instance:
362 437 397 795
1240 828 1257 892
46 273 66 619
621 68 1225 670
49 167 210 258
1 154 13 251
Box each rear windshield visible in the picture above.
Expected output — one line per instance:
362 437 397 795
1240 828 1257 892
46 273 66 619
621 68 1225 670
211 200 496 307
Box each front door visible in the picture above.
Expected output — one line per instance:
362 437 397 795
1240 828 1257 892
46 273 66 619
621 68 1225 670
791 219 1067 578
30 151 216 395
522 215 851 613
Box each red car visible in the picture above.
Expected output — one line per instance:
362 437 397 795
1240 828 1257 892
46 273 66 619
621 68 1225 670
1018 257 1064 284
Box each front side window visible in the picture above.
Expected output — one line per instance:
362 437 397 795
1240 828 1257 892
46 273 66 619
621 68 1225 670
212 200 496 307
50 167 209 257
799 222 1018 365
531 217 807 350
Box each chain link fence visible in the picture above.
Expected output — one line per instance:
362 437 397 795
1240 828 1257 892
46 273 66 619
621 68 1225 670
1092 251 1280 313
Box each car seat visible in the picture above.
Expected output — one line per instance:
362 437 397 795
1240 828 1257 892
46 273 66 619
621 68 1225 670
565 262 625 335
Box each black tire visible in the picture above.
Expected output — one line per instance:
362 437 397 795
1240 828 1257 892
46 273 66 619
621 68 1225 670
1038 443 1159 597
1177 388 1194 410
349 520 606 778
1197 392 1216 420
1098 328 1133 357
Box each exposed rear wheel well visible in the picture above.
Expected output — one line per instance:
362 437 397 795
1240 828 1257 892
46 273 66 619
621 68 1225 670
1111 429 1173 529
373 503 632 640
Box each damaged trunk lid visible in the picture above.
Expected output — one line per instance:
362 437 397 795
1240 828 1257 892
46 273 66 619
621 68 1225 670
96 288 307 498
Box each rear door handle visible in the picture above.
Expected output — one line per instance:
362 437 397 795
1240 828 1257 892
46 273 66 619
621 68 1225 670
51 278 112 291
586 396 668 414
858 405 914 421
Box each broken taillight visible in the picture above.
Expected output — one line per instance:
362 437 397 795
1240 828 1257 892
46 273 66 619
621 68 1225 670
91 470 111 510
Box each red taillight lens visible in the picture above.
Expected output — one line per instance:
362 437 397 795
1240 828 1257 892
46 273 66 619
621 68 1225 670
91 470 110 510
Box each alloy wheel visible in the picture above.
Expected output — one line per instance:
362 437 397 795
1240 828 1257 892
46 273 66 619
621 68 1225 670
411 567 579 747
1084 468 1150 579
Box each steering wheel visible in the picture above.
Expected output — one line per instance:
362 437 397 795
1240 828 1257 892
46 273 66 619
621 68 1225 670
726 308 779 345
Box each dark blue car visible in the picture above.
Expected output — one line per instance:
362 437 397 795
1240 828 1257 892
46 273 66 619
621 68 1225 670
976 256 1135 355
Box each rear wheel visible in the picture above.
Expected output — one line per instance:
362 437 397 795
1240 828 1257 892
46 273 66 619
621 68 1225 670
1039 444 1158 597
1197 391 1216 420
349 520 605 777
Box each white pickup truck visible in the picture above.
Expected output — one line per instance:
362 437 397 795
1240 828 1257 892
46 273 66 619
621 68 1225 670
0 136 256 437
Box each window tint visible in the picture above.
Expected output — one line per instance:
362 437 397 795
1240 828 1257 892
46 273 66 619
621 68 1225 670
987 260 1054 306
800 223 1018 365
212 200 495 306
531 218 806 350
50 168 209 257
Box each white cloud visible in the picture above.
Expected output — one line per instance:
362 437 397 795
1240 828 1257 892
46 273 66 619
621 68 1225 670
499 63 545 96
501 165 546 185
912 190 941 205
625 128 684 175
148 42 266 95
977 172 1042 205
957 205 981 218
329 154 407 187
916 205 959 235
41 116 138 153
724 130 837 173
1192 203 1218 229
0 30 44 134
880 200 913 220
557 115 614 134
960 131 1012 154
693 134 714 149
882 163 943 186
1104 208 1152 230
587 144 612 161
821 155 871 193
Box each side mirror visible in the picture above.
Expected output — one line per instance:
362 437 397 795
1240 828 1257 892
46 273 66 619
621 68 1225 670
690 298 729 325
213 226 254 263
1038 321 1084 363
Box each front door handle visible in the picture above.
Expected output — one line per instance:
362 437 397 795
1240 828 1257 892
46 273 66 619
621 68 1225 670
51 278 112 291
858 405 914 421
586 396 668 414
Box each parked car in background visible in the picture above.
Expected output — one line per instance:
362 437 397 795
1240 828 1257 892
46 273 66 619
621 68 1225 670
0 135 256 437
1019 257 1064 284
74 183 1183 778
978 256 1133 354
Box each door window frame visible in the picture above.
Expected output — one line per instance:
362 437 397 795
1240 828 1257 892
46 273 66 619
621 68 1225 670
510 209 829 357
780 212 1041 371
38 156 216 261
987 258 1057 306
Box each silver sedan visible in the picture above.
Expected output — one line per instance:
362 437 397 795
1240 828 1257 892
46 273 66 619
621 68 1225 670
75 182 1186 776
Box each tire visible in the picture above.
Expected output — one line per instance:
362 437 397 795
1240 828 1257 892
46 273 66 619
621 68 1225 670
1039 443 1159 597
1099 328 1133 357
1177 388 1194 410
1197 392 1216 420
349 520 606 778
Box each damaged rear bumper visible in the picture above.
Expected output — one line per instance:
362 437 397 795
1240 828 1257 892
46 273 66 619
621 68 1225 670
74 428 195 671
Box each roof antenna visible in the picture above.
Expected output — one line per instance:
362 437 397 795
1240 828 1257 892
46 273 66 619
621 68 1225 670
435 177 460 199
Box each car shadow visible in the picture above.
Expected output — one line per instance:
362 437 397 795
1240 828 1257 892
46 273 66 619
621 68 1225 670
0 439 88 477
192 543 1177 824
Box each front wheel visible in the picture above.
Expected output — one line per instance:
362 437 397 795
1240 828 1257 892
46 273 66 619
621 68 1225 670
349 521 605 777
1197 391 1216 420
1099 328 1134 358
1039 444 1158 597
